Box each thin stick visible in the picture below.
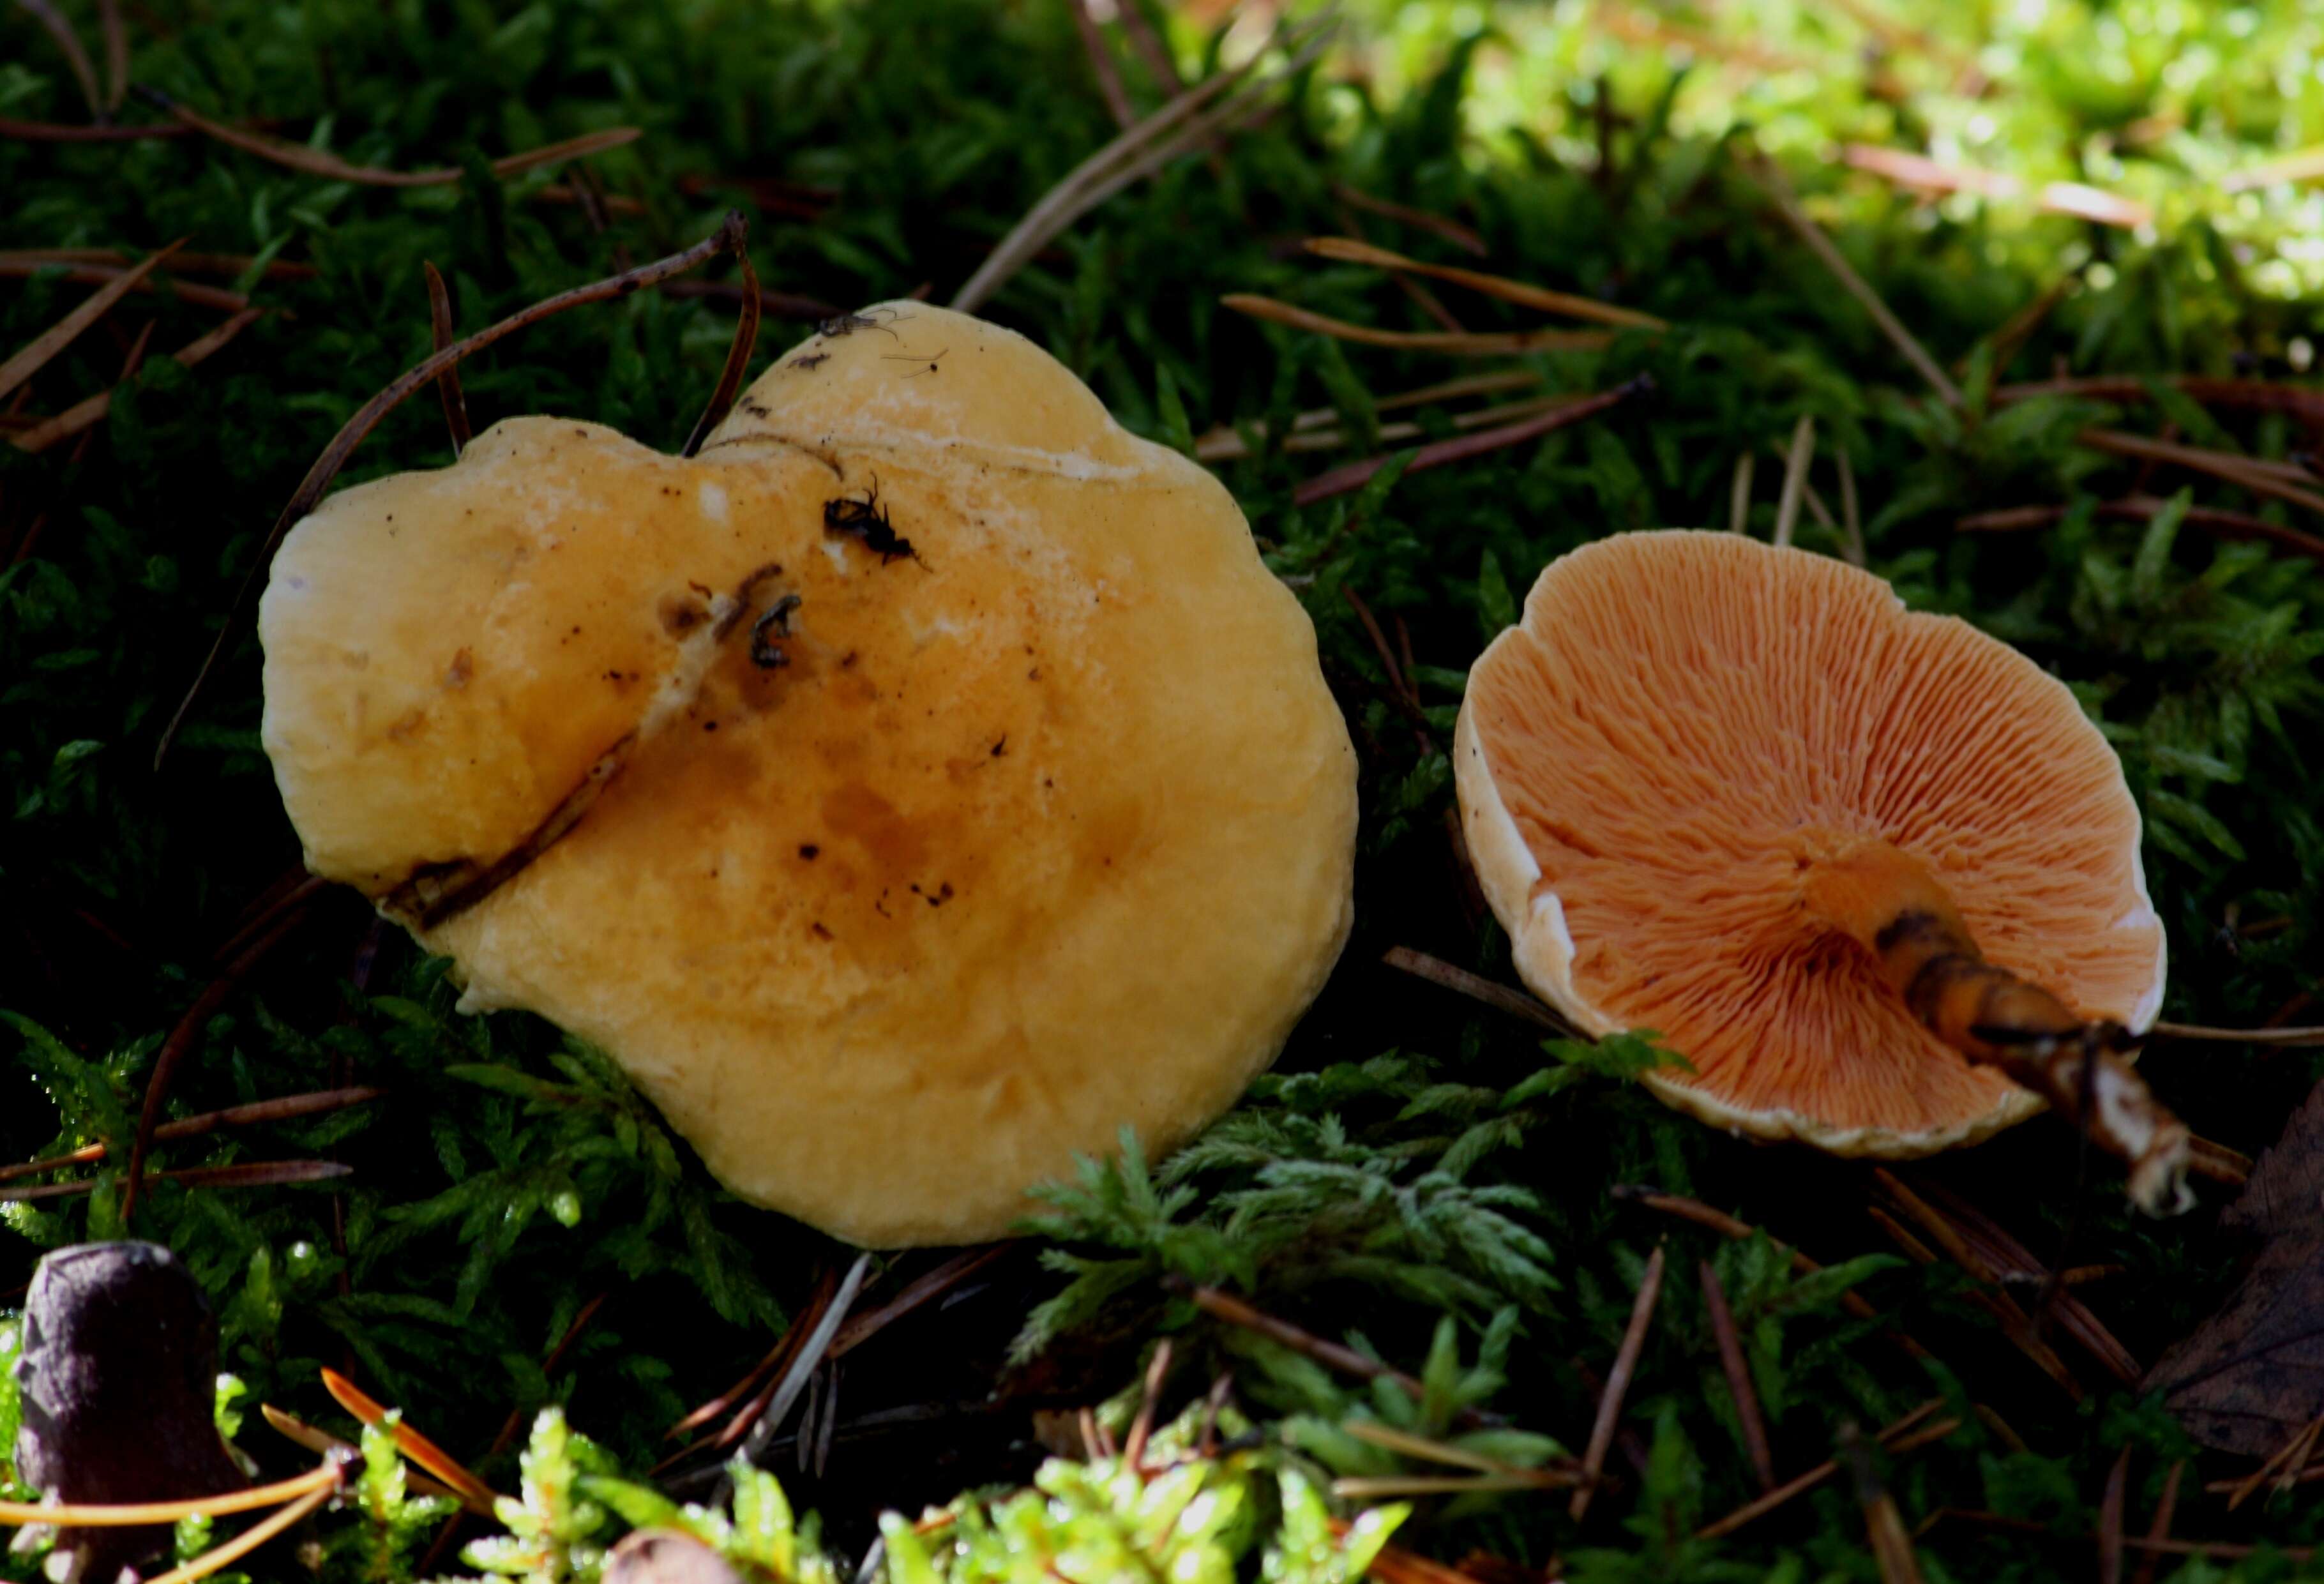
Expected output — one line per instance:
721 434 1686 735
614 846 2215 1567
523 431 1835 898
1772 414 1815 548
1839 1421 1926 1584
10 308 262 456
1333 1472 1580 1498
321 1369 501 1514
1069 0 1136 130
1339 1420 1575 1482
740 1252 874 1458
1203 389 1573 462
1292 377 1647 506
1728 450 1755 533
1112 0 1182 92
121 901 312 1219
1842 145 2151 229
137 90 638 188
1871 1170 2084 1399
1302 237 1666 330
0 258 251 313
1571 1242 1664 1521
2079 429 2324 517
1331 183 1485 256
0 1461 338 1526
679 236 761 457
1122 1339 1172 1472
2153 1020 2324 1046
1837 448 1865 564
0 116 194 141
2129 1460 2184 1584
1756 157 1963 409
1956 495 2324 566
423 264 469 457
94 0 124 112
1697 1405 1954 1541
2099 1447 2130 1584
487 1294 610 1457
0 238 183 404
1187 1284 1429 1401
0 1158 350 1203
154 215 750 771
1224 292 1612 358
833 1244 1009 1358
11 0 102 119
6 315 152 566
258 1407 466 1505
142 1482 336 1584
952 16 1333 313
1380 946 1578 1037
1193 368 1541 458
2223 146 2324 192
1700 1261 1776 1491
2225 1410 2324 1511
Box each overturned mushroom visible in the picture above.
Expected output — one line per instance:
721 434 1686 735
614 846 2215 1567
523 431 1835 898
260 302 1357 1247
1457 531 2188 1212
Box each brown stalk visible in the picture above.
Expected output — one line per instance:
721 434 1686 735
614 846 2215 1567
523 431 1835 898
94 0 124 110
1963 275 2073 381
258 1407 467 1505
142 1481 338 1584
11 0 103 119
0 1085 384 1183
1571 1242 1664 1521
6 315 152 566
1727 450 1755 534
737 1252 873 1460
1339 1420 1581 1488
1958 496 2324 566
1069 0 1137 130
2184 1135 2252 1186
663 1263 840 1448
139 90 639 188
1841 144 2151 229
1699 1262 1775 1491
2129 1460 2184 1584
0 116 194 141
1696 1402 1954 1540
321 1369 500 1513
2154 1019 2324 1047
1343 586 1431 753
678 236 762 457
656 278 847 325
2098 1447 2130 1584
121 898 313 1220
2079 429 2324 516
1331 183 1486 256
1907 1177 2141 1384
423 264 470 456
0 1460 338 1527
0 1158 350 1203
212 870 328 965
1303 237 1666 331
1754 156 1963 409
1187 1284 1433 1403
1869 1170 2085 1399
2224 1410 2324 1510
831 1244 1010 1358
10 306 262 456
530 183 647 216
1194 368 1541 458
1200 388 1568 462
1771 414 1815 549
1110 0 1182 93
1338 204 1466 336
0 259 252 313
1837 1422 1925 1584
1380 946 1578 1037
1225 292 1613 358
1609 1185 1933 1361
1837 448 1866 565
1121 1338 1172 1472
2223 146 2324 192
1993 374 2324 429
154 214 751 771
0 238 183 404
1292 377 1647 506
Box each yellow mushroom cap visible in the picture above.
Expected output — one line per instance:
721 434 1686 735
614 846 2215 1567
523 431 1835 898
259 302 1357 1246
1456 530 2165 1157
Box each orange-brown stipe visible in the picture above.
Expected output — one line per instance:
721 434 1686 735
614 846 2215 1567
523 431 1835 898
1457 531 2180 1207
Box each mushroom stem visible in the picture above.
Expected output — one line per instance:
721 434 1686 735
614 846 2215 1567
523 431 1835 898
1800 836 2192 1214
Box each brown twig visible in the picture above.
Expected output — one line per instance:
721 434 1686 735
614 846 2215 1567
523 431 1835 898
137 89 638 188
738 1252 873 1460
1193 369 1542 460
2153 1019 2324 1047
1122 1339 1173 1472
1836 448 1866 564
1841 144 2151 229
0 1085 384 1183
1303 238 1666 330
1869 1170 2085 1399
423 264 469 457
1571 1242 1664 1521
1905 1177 2141 1385
94 0 124 112
655 278 846 324
1728 450 1755 534
1957 494 2324 566
1754 156 1963 408
1225 292 1613 358
0 238 183 404
121 899 313 1220
1331 183 1486 256
0 116 195 141
2098 1447 2130 1584
1699 1262 1775 1491
1838 1422 1925 1584
1771 414 1815 549
831 1244 1011 1358
0 1158 350 1203
679 238 761 458
1111 0 1182 93
1380 947 1580 1037
1069 0 1137 130
2128 1460 2184 1584
10 307 262 456
154 215 751 771
1184 1283 1479 1419
11 0 103 119
1964 275 2074 381
2079 429 2324 516
0 258 253 313
6 314 153 566
1697 1403 1954 1540
321 1368 500 1514
1292 377 1648 506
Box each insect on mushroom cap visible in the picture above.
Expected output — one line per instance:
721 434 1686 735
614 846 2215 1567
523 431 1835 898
1456 529 2167 1157
258 301 1357 1247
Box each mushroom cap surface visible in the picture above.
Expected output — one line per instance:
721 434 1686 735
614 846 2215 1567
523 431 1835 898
1455 530 2165 1156
260 302 1357 1246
